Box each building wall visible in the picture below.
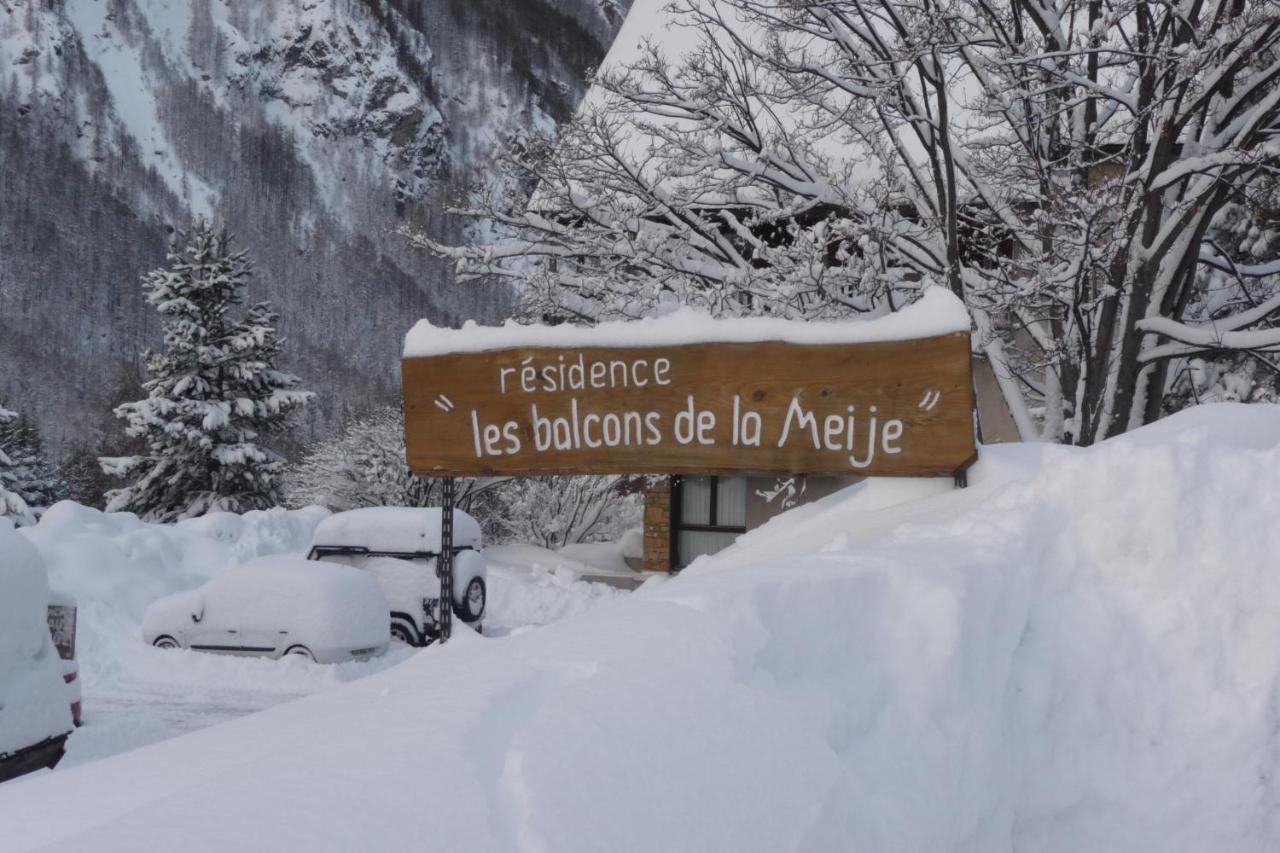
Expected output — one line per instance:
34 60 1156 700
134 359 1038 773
642 477 673 572
745 475 861 530
972 355 1022 443
640 355 1019 571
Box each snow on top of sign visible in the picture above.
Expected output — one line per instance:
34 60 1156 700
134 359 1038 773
404 288 970 357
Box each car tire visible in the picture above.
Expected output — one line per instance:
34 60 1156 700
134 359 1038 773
284 645 314 661
454 577 486 624
390 620 419 647
153 635 180 650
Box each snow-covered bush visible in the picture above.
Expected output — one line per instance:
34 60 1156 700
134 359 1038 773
290 406 438 511
102 223 313 521
490 475 641 549
286 406 504 517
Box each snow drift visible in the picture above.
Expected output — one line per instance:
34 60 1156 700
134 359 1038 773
18 503 331 683
3 405 1279 852
5 501 620 771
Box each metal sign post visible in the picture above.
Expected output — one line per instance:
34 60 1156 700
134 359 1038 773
436 476 455 643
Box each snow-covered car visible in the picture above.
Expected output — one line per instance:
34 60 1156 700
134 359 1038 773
142 557 390 663
0 525 74 784
306 507 487 646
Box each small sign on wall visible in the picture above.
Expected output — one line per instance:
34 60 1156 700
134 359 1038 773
402 325 976 477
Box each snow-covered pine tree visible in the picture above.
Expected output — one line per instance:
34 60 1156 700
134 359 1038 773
0 406 68 512
489 475 641 549
0 405 35 526
102 223 313 522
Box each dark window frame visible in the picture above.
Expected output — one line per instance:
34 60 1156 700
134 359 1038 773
670 475 748 569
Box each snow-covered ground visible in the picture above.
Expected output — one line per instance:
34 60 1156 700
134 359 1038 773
7 503 622 770
4 404 1280 851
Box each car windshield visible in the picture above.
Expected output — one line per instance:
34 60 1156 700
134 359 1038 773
314 551 430 569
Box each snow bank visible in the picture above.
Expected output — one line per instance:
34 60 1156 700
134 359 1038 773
18 503 330 683
5 404 1280 851
556 541 633 574
404 287 969 356
485 560 626 634
0 526 72 755
6 500 623 771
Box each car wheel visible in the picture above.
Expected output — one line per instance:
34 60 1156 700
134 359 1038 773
284 645 314 661
153 635 180 650
390 620 419 647
454 577 486 623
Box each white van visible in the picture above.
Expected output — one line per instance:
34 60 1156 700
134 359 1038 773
306 507 487 646
143 558 390 663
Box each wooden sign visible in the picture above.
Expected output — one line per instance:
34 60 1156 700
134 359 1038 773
402 332 975 477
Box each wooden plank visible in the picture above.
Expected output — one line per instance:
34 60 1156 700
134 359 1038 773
402 332 975 477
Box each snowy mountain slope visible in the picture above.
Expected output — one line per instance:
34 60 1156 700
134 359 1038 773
3 403 1278 851
0 0 628 452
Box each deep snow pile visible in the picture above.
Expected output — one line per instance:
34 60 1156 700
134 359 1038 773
15 501 623 675
484 555 627 634
3 405 1280 852
18 502 332 684
0 524 71 755
6 502 623 769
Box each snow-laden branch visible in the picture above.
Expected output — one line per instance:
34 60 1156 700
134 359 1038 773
1138 290 1280 361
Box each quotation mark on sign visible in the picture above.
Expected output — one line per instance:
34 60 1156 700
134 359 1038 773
433 395 455 413
918 390 941 411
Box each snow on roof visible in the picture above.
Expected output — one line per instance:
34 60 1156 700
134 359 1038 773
404 287 969 357
309 507 483 553
578 0 886 192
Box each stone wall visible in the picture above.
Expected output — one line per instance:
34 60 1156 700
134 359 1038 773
642 477 673 572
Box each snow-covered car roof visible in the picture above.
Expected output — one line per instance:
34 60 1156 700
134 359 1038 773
144 557 390 651
220 557 381 592
309 507 482 554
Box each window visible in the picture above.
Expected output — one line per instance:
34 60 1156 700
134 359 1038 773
673 476 747 568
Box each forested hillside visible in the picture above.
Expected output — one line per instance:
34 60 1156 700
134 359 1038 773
0 0 627 453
